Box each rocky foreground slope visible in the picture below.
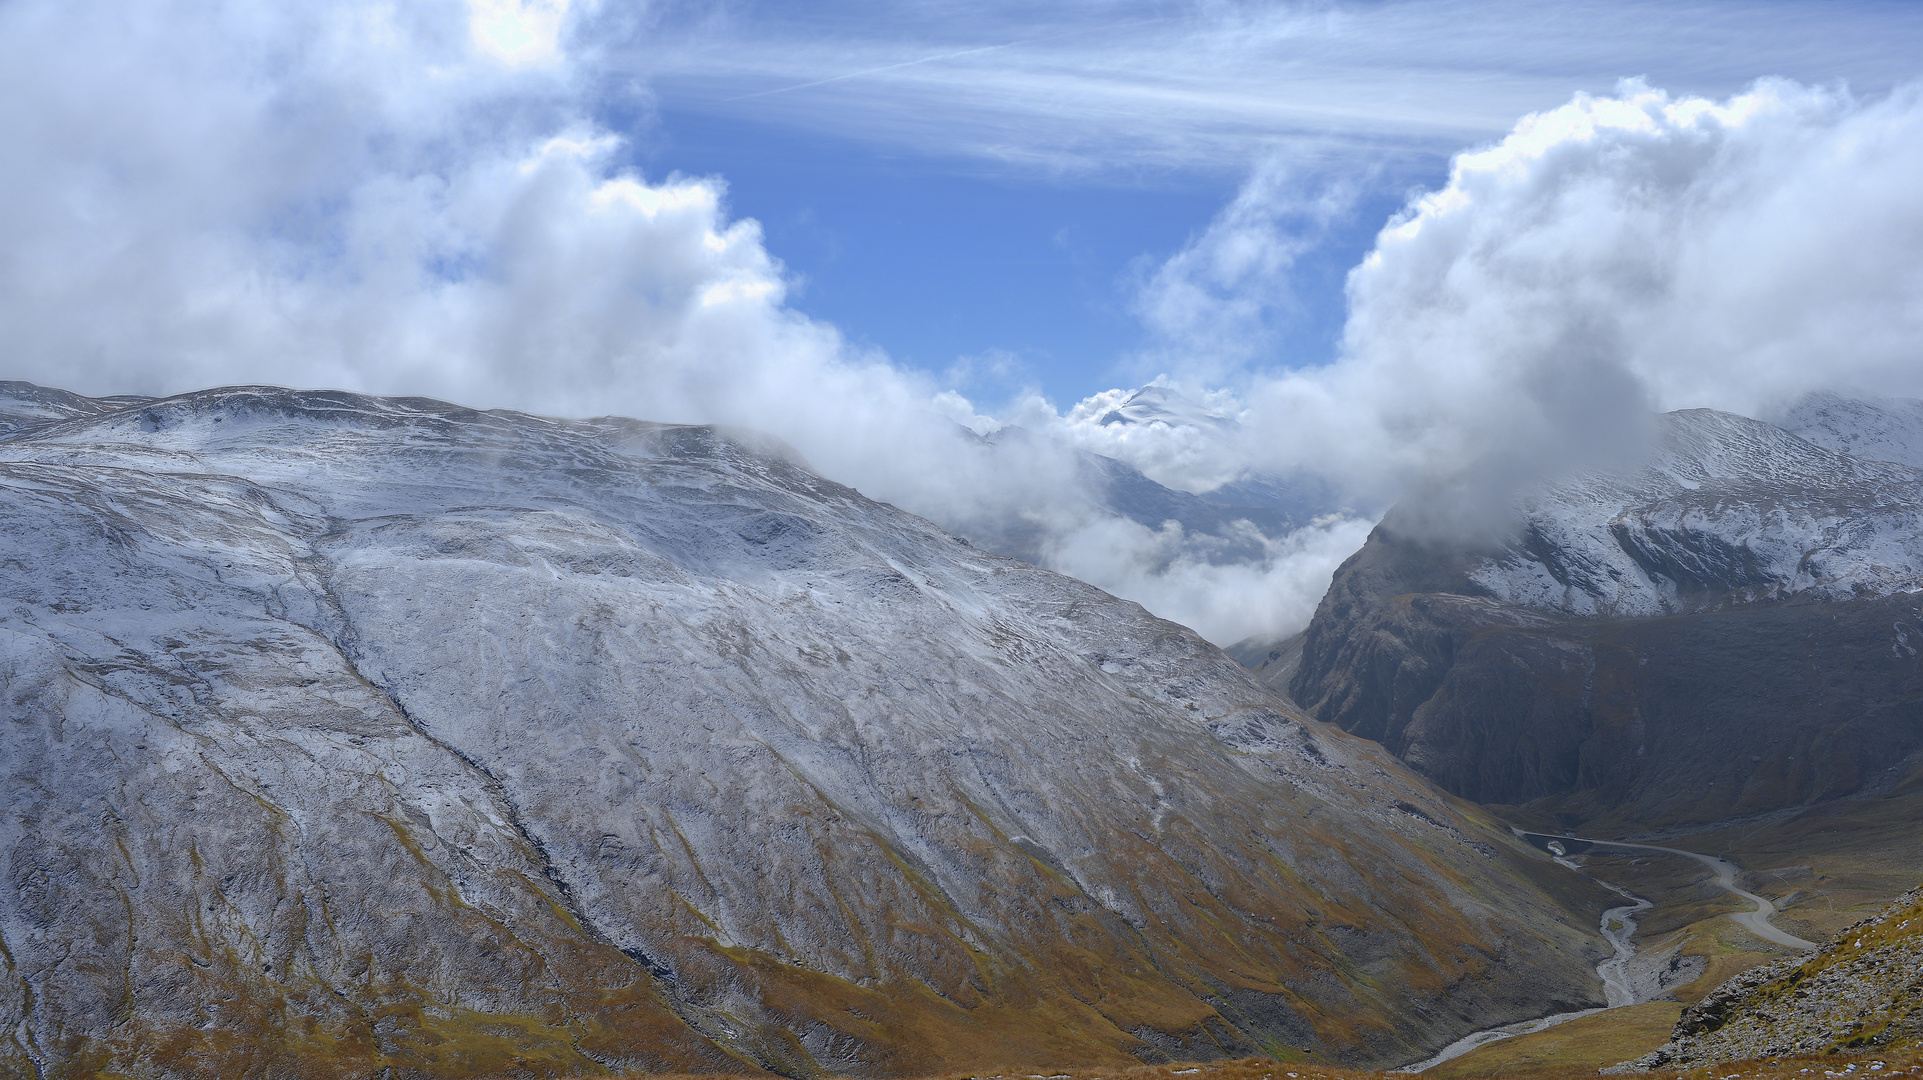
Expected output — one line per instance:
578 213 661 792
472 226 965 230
1621 885 1923 1069
0 384 1609 1079
1288 405 1923 829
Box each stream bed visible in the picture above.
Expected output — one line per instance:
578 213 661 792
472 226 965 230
1393 842 1657 1072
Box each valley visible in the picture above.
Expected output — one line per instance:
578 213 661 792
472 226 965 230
1262 396 1923 1075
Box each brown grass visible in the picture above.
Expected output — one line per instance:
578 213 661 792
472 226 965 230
608 1050 1923 1080
556 1050 1923 1080
1422 1002 1684 1080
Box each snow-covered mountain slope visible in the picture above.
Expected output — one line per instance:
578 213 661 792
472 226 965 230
1289 402 1923 829
1466 409 1923 617
0 385 1609 1079
1095 386 1236 431
1775 389 1923 468
0 379 147 431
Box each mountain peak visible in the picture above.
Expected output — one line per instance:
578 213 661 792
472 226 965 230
1774 389 1923 468
1097 385 1236 430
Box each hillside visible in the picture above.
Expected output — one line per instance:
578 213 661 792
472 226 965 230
1622 885 1923 1069
0 384 1612 1079
1288 407 1923 831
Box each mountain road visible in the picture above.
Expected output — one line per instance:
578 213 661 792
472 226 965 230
1521 832 1818 950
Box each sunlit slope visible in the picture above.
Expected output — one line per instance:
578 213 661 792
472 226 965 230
0 386 1609 1079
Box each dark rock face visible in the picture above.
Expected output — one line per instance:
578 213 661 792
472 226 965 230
1289 407 1923 830
1291 527 1923 827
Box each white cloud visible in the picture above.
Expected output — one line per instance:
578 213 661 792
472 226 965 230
1042 514 1375 647
9 1 1921 651
469 0 572 68
1315 79 1923 493
1130 157 1359 382
631 0 1923 178
0 0 1328 647
1068 78 1923 515
1033 76 1923 627
0 0 975 513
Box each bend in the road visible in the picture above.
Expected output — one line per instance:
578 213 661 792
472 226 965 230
1520 831 1818 951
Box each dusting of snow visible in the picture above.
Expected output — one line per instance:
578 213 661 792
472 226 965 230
1775 390 1923 469
1467 408 1923 617
0 383 1581 1072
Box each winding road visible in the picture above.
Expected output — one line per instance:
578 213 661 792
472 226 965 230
1396 831 1818 1073
1522 832 1818 950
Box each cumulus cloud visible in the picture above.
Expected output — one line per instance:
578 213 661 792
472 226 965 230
1061 79 1923 524
0 0 981 515
1027 77 1923 625
7 1 1920 648
1319 79 1923 487
1041 514 1376 648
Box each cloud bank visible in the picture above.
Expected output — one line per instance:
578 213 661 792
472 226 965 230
0 0 966 512
3 0 1922 646
1065 79 1923 510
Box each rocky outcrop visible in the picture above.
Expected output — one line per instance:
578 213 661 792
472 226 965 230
1618 886 1923 1069
1289 408 1923 828
0 385 1610 1079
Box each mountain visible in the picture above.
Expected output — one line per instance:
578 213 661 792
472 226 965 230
0 384 1611 1079
1095 386 1237 432
1288 406 1923 831
1224 632 1307 704
1775 389 1923 468
1087 386 1341 524
957 385 1344 572
0 380 150 431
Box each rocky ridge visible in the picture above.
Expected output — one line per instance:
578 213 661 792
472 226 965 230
1465 409 1923 618
1288 405 1923 826
1619 886 1923 1069
0 384 1610 1079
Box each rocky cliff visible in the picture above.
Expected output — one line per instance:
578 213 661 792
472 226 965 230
1289 407 1923 829
0 384 1608 1079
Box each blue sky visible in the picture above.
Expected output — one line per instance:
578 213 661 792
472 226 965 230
630 113 1256 405
609 0 1923 407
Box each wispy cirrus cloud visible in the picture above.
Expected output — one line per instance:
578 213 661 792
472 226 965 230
622 0 1923 177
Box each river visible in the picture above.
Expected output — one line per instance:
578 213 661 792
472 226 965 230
1392 830 1813 1073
